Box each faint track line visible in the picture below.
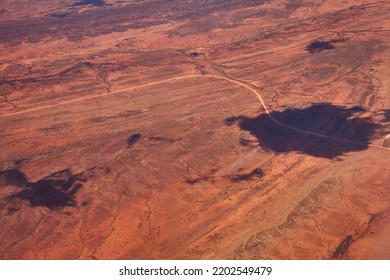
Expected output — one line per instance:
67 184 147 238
0 74 388 151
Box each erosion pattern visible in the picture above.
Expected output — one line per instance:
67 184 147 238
0 0 389 259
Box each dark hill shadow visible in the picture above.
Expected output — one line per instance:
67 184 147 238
384 109 390 122
0 169 28 187
0 169 85 211
185 167 264 185
231 168 263 182
306 39 346 53
186 177 211 185
127 133 141 146
225 103 382 159
72 0 105 7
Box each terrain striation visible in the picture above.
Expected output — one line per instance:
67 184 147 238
0 0 389 259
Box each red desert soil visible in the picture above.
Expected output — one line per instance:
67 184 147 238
0 0 389 259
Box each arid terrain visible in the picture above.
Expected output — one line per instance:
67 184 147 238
0 0 389 260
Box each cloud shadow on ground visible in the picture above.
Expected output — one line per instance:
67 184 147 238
127 133 141 146
231 168 264 182
0 168 86 211
306 39 346 53
225 103 382 159
72 0 105 7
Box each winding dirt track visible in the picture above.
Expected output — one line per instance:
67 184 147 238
1 73 388 151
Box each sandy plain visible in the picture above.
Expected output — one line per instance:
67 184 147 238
0 0 389 259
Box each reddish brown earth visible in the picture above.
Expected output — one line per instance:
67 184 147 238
0 0 389 259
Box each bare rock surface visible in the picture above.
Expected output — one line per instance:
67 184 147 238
0 0 389 259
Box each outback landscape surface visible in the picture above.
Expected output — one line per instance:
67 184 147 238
0 0 389 260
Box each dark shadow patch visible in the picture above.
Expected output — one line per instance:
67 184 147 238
225 103 382 159
49 12 69 18
0 169 85 210
14 182 80 209
239 138 256 147
331 235 353 259
306 41 335 53
190 52 202 58
127 134 141 146
148 136 175 143
7 207 19 214
0 169 28 188
149 136 167 141
74 172 88 183
185 169 218 185
285 3 299 10
186 177 210 185
231 168 263 182
384 109 390 122
383 137 390 148
72 0 105 7
306 39 346 53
